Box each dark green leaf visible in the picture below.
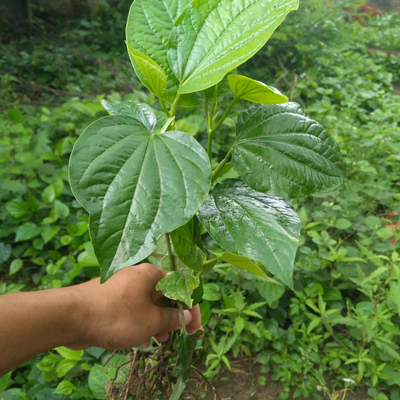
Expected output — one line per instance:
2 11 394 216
69 115 211 281
197 180 300 287
101 100 166 130
0 243 12 266
255 279 286 306
168 0 298 94
5 199 29 218
174 328 204 380
170 218 205 272
233 103 346 198
227 75 288 104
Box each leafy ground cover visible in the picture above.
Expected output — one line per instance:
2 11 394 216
0 1 400 399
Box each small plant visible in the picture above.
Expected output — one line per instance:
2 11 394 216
68 0 346 397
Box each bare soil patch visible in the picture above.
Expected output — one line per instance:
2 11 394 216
186 358 369 400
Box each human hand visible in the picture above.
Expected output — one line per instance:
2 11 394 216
67 263 203 350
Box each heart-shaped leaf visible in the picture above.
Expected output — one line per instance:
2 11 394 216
69 115 211 281
197 179 300 287
168 0 299 94
233 103 346 198
227 74 288 104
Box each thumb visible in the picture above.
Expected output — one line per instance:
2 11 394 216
157 307 193 334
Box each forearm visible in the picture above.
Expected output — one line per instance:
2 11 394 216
0 287 84 376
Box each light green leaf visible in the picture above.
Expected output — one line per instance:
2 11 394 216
221 252 268 278
55 346 84 361
5 199 29 218
156 271 200 307
42 184 56 203
197 179 300 287
375 337 400 361
227 75 288 104
334 218 352 230
69 115 211 281
15 222 41 241
56 359 78 378
168 0 298 94
126 44 167 97
0 372 12 393
125 0 191 102
307 317 321 334
233 103 346 198
9 259 23 275
54 200 70 218
390 280 400 318
53 380 75 395
202 282 221 301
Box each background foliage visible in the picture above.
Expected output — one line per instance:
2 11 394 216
1 0 399 399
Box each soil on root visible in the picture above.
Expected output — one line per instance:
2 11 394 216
105 352 370 400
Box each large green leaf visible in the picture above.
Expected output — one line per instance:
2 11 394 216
125 0 191 102
197 179 300 287
167 0 298 94
227 74 288 104
233 103 346 198
69 115 211 281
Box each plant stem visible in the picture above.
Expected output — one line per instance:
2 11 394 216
160 98 170 117
212 97 238 134
204 99 213 160
169 93 181 117
211 147 233 183
211 84 218 118
165 233 175 271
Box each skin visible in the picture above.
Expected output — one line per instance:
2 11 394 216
0 263 203 377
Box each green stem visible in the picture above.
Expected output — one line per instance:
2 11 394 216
203 257 219 266
160 98 170 117
169 93 181 117
165 233 175 271
169 377 186 400
211 84 218 118
211 147 233 183
204 99 213 160
212 97 238 134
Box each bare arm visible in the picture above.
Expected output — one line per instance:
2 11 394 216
0 263 202 376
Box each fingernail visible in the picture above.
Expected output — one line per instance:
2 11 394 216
183 309 192 326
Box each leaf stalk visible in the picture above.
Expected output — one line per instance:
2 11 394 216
212 97 238 134
212 147 233 183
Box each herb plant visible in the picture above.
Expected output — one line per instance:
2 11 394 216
68 0 346 396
